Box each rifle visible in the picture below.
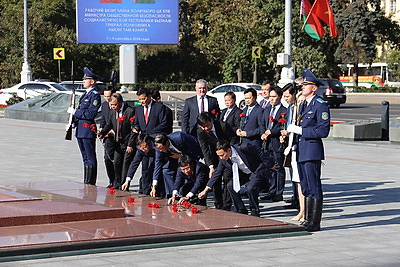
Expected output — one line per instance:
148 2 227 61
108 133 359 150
65 61 76 140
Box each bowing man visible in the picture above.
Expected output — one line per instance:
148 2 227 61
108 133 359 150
168 155 208 206
151 132 203 198
199 140 278 217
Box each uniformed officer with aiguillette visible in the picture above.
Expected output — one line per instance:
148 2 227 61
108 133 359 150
67 67 101 185
287 69 330 232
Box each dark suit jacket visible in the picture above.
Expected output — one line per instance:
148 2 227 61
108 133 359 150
173 161 208 195
153 131 203 182
181 95 220 136
262 104 288 152
220 105 242 144
101 103 136 148
207 143 276 188
240 103 264 147
134 101 172 135
197 120 234 167
259 99 271 109
100 101 112 129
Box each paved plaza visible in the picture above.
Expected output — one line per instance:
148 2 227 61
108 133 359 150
0 118 399 266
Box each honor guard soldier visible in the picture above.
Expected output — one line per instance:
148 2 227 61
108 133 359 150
287 69 330 232
68 67 101 185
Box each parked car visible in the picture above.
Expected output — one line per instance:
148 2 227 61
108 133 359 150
207 83 263 109
0 81 69 105
316 78 346 108
59 81 107 94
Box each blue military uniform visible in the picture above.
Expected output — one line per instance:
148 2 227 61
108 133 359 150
73 67 101 185
292 69 330 232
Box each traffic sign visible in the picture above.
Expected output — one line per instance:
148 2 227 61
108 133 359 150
53 48 65 60
252 46 261 58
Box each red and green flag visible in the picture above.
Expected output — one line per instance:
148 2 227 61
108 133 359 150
301 0 337 40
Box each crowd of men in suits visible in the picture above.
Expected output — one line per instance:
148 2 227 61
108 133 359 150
70 67 330 232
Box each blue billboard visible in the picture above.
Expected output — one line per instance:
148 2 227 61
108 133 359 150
76 0 179 44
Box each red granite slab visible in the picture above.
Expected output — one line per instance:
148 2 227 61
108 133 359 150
0 181 304 256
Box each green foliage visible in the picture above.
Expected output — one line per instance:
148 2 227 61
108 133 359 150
1 0 400 88
386 50 400 81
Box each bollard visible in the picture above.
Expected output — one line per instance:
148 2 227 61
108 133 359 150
381 101 389 141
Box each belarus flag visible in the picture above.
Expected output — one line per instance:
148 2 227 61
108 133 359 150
301 0 337 40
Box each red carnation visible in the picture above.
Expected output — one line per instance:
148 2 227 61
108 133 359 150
280 113 287 117
239 113 246 118
148 203 154 208
173 203 178 208
211 109 218 116
278 118 286 124
172 206 178 212
90 124 97 132
83 122 89 127
128 197 135 203
153 203 160 208
109 188 115 195
129 116 136 122
269 116 275 122
118 115 126 123
191 207 198 214
182 201 192 208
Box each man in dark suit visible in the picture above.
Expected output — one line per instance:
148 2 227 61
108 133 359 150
99 87 116 188
236 88 264 148
287 69 330 232
181 79 220 136
67 67 101 185
168 155 208 206
199 140 278 217
150 88 173 134
260 86 287 202
98 93 136 189
121 133 155 195
259 80 274 109
133 87 172 136
220 92 242 144
151 132 203 198
197 112 234 210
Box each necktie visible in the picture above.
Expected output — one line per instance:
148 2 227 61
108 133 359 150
210 131 218 142
200 96 204 113
116 110 121 142
223 109 231 122
262 100 268 109
232 161 240 192
269 106 276 129
144 105 149 125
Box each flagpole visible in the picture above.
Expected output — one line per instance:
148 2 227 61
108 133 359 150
301 0 319 30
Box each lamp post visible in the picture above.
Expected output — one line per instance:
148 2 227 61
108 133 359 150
278 0 295 86
20 0 32 83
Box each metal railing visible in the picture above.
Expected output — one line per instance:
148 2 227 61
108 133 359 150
166 95 185 122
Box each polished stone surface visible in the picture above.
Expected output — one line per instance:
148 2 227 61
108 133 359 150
0 181 303 255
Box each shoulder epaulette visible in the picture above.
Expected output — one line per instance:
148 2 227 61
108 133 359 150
316 98 326 104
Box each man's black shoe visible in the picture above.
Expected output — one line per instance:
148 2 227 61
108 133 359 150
106 184 113 188
272 195 283 202
238 209 248 215
260 194 274 200
250 210 260 217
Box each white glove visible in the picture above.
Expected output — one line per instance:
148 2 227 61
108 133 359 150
287 124 302 135
67 106 75 114
284 146 292 156
65 124 71 131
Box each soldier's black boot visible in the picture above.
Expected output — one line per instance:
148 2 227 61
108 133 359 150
84 165 90 184
305 198 323 232
87 166 97 186
301 197 313 227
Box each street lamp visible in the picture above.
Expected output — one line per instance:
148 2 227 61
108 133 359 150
278 0 295 86
20 0 32 83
